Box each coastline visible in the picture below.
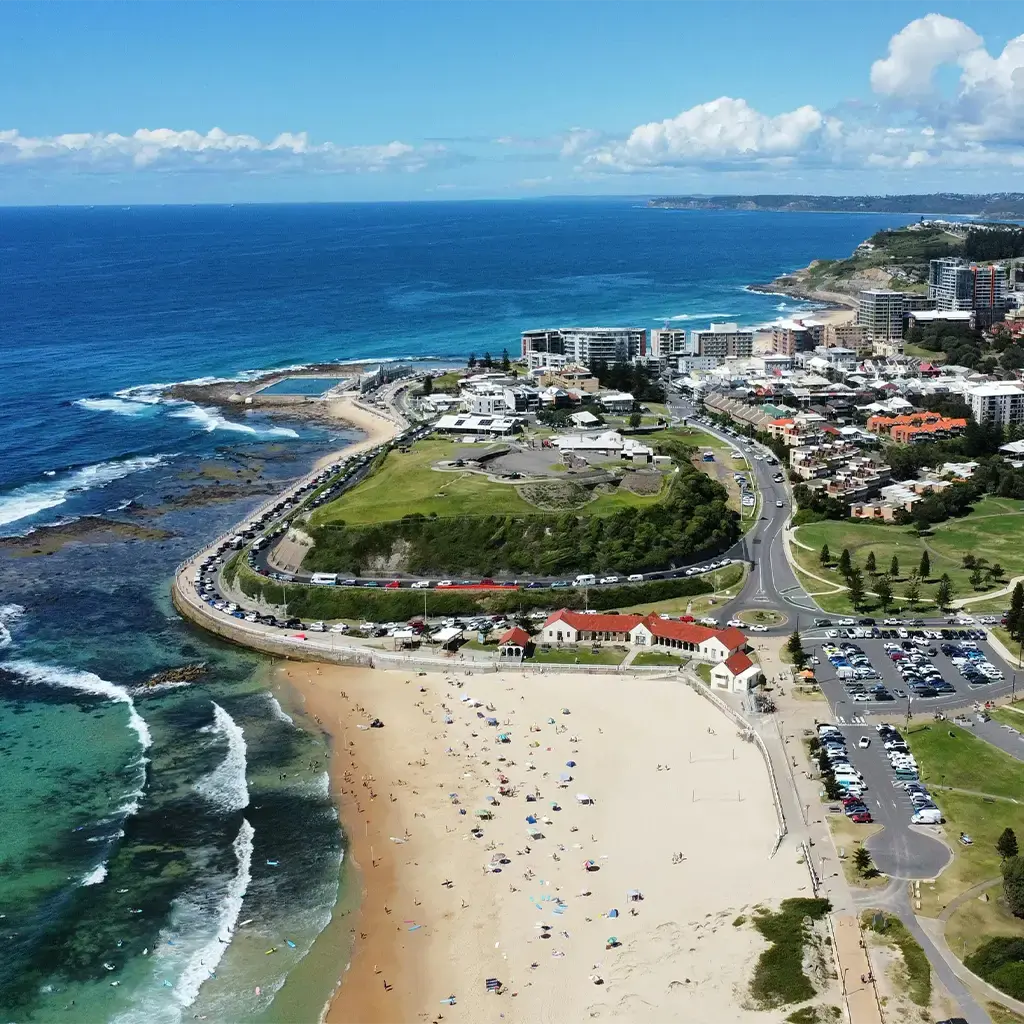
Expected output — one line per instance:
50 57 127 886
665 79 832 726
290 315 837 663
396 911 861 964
282 662 811 1024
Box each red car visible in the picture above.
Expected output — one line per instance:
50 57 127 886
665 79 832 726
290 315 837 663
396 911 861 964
385 580 401 589
851 811 873 824
841 796 863 806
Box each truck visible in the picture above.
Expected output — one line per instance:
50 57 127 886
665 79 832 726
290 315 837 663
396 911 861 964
310 573 338 586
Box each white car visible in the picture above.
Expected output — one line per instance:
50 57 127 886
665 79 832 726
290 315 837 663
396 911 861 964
411 580 430 589
776 499 784 508
827 629 839 638
727 619 744 628
858 737 871 748
330 623 350 633
749 623 768 633
309 621 326 632
599 576 620 585
852 693 872 701
839 618 855 626
627 573 644 582
437 580 454 588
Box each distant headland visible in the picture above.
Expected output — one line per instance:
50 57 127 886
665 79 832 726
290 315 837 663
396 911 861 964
648 193 1024 218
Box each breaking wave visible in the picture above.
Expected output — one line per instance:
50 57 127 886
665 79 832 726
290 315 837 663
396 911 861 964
196 702 249 813
0 454 174 530
167 404 299 439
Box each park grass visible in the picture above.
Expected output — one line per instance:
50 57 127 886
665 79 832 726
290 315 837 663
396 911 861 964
945 881 1024 961
431 370 465 393
739 608 787 626
903 343 948 363
631 651 684 667
662 426 734 451
791 497 1024 615
860 911 931 1007
990 706 1024 731
906 723 1024 802
617 563 746 616
530 647 627 666
696 663 712 684
312 439 666 526
749 898 832 1008
826 813 887 889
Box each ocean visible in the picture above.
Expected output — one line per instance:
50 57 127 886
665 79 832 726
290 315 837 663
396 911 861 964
0 200 926 1022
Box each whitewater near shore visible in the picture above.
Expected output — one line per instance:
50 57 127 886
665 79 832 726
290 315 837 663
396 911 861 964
284 663 808 1024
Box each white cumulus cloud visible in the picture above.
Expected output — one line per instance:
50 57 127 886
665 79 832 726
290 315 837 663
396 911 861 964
0 127 455 174
870 13 982 97
583 97 832 172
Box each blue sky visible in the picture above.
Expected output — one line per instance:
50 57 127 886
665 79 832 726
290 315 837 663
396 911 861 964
1 1 1023 204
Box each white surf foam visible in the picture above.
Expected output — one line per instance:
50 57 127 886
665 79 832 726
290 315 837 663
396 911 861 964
0 454 174 529
660 312 735 322
266 694 294 726
0 603 23 650
196 703 249 812
7 659 152 751
81 862 108 886
168 403 300 439
173 819 255 1009
74 397 156 417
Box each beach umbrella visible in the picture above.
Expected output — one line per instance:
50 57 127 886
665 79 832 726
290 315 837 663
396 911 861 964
607 908 619 918
526 814 538 824
559 773 571 782
565 760 576 767
583 859 598 871
547 717 556 724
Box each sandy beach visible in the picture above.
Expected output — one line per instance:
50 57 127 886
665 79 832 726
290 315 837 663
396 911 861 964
318 395 404 470
281 663 809 1023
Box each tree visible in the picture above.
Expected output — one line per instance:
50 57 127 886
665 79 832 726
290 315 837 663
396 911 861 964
501 348 511 372
875 574 893 611
919 550 931 579
990 563 1005 581
421 374 433 397
998 828 1020 861
936 572 954 610
847 568 865 611
468 352 477 368
786 630 807 669
1002 855 1024 918
838 548 853 578
904 574 921 608
890 554 900 579
482 351 493 368
915 517 931 536
970 566 984 590
962 553 977 570
628 411 642 429
853 847 873 876
823 772 844 802
1008 582 1024 639
865 551 877 575
820 543 831 567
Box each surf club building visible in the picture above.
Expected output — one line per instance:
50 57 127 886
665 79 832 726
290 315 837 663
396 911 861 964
538 610 748 665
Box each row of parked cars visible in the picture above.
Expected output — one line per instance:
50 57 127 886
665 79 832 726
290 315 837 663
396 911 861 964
876 723 944 825
822 641 895 703
816 724 872 822
883 641 957 699
941 639 1005 685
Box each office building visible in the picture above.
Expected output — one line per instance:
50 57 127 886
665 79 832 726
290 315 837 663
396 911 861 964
521 327 647 367
857 290 906 346
690 322 754 359
966 382 1024 426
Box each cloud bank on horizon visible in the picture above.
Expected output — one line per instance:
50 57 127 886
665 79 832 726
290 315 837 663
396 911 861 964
3 13 1024 187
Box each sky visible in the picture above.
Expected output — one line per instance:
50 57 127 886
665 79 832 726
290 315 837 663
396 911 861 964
2 1 1024 204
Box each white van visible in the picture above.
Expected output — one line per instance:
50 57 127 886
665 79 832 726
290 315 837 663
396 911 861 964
912 807 943 825
574 574 597 586
310 573 338 586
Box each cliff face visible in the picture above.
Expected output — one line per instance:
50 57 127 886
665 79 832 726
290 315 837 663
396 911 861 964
750 261 893 307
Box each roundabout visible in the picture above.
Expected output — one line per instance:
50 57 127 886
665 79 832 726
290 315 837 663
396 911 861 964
737 608 788 629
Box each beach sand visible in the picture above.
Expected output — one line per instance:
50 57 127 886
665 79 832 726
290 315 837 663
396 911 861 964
283 664 810 1023
317 395 402 471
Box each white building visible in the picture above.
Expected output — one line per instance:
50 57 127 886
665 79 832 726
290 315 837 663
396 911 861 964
434 414 523 436
690 322 754 360
597 391 635 413
857 290 906 346
710 652 762 693
551 430 653 461
521 327 646 366
966 382 1024 426
650 329 692 359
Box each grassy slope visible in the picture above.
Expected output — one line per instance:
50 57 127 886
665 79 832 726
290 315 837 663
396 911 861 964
906 723 1024 916
791 497 1024 614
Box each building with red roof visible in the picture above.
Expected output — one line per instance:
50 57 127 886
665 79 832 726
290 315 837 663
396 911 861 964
711 651 762 692
497 625 531 660
540 610 643 645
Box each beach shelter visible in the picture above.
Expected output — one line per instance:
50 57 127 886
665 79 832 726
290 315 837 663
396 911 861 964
576 793 592 805
583 859 599 871
607 908 619 918
626 889 643 902
486 717 499 727
526 814 538 824
565 760 576 767
559 772 572 783
485 978 502 993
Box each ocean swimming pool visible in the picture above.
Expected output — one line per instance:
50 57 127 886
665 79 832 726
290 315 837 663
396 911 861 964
258 376 347 396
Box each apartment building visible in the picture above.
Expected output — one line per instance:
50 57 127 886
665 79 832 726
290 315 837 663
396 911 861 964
790 441 860 481
649 329 692 359
691 322 754 359
857 290 906 346
866 411 967 444
521 327 646 367
929 257 1009 320
966 381 1024 426
823 320 870 355
771 320 814 356
822 455 892 501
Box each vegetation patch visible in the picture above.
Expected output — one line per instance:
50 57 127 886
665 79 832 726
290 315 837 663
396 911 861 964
861 911 931 1006
305 442 738 576
989 1000 1024 1024
222 552 240 588
630 651 683 667
749 898 832 1008
966 938 1024 1001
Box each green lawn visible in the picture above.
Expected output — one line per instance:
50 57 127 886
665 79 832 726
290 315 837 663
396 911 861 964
945 880 1024 960
696 663 712 683
791 497 1024 615
617 563 746 616
530 646 627 666
661 426 735 451
905 723 1024 916
431 370 465 393
313 439 668 525
631 651 684 667
903 343 948 363
990 706 1024 732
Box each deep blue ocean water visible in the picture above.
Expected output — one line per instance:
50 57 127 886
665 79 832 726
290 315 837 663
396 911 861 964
0 200 927 1022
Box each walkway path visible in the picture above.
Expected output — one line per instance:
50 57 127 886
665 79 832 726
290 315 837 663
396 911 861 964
937 876 1002 923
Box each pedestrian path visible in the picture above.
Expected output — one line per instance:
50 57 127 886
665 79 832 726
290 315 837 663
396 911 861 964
831 915 884 1024
835 715 867 725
